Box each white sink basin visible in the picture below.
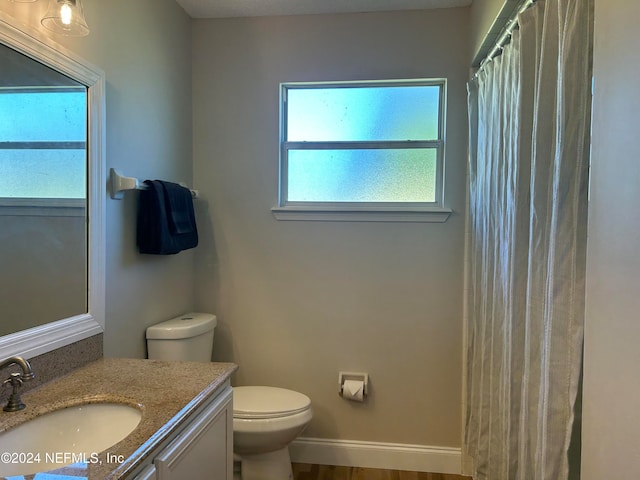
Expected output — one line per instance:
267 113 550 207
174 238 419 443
0 403 142 477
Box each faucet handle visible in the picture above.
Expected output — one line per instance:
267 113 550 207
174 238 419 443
3 373 26 412
3 372 23 388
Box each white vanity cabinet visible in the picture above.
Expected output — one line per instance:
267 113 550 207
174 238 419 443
132 464 156 480
131 384 233 480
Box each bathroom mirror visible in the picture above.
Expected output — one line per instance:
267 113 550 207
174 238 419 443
0 13 105 359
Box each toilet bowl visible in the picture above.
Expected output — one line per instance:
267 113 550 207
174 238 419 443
233 386 312 480
146 313 313 480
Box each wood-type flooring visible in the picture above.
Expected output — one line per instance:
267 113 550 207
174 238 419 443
292 463 472 480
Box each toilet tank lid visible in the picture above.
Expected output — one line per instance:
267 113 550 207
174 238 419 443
146 313 217 340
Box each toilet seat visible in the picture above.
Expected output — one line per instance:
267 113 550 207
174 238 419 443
233 386 311 419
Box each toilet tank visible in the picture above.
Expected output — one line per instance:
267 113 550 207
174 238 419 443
146 313 217 362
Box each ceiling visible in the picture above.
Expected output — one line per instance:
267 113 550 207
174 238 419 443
175 0 472 19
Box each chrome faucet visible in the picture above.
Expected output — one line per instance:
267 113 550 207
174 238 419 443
0 356 35 412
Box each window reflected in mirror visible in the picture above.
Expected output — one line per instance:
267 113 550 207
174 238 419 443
0 88 86 198
0 42 88 336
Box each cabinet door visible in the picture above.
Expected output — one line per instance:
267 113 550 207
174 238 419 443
132 464 157 480
155 386 233 480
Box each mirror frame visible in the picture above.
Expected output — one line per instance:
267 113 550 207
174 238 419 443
0 12 105 359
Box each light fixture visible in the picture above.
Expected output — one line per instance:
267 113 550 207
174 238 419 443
41 0 89 37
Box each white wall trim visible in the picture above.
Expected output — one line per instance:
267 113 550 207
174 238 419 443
289 437 462 474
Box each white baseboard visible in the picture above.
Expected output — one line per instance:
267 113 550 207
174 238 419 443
289 437 462 474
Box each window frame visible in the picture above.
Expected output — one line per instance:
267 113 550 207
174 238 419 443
273 79 452 222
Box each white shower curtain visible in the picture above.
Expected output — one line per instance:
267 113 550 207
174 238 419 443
465 0 593 479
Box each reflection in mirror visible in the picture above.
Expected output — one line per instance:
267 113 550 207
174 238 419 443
0 14 104 360
0 42 88 336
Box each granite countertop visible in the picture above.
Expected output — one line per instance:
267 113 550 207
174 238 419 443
0 358 238 480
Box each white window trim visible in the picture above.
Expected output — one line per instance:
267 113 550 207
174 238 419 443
273 79 451 223
271 205 452 223
0 197 85 217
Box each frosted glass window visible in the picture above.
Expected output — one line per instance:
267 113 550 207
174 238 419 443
280 79 445 208
0 91 86 142
0 149 86 198
0 89 87 199
288 149 437 202
287 86 440 141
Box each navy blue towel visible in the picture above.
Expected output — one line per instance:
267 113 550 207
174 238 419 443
137 180 198 255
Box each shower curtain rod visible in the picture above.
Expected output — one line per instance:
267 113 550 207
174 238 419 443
473 0 536 78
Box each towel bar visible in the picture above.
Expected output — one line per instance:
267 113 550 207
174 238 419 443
109 168 199 200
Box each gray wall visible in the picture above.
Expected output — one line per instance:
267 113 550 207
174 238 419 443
0 0 196 358
192 9 469 447
0 213 85 334
582 0 640 477
469 0 505 61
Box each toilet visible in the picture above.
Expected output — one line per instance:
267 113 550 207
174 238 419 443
146 313 312 480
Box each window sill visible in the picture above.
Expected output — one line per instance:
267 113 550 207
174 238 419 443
271 206 452 223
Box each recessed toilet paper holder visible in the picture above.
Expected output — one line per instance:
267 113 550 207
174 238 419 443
338 371 369 397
